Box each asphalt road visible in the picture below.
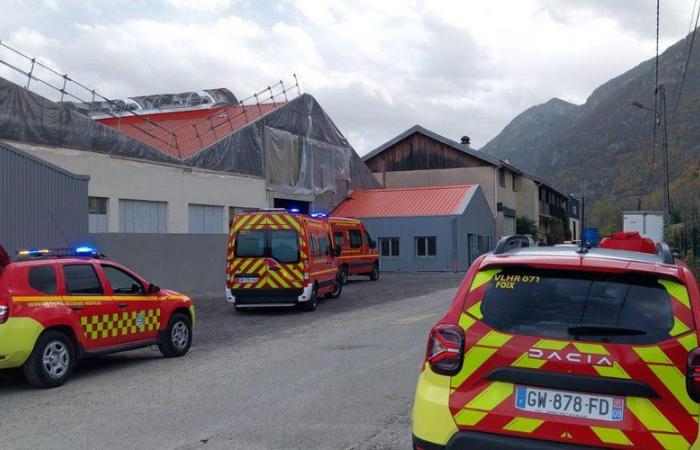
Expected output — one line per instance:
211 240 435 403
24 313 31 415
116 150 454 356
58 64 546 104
0 272 464 450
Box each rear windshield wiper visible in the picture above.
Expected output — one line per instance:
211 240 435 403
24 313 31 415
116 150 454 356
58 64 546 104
567 325 647 336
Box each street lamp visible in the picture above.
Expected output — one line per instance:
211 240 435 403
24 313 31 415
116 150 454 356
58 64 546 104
632 87 670 228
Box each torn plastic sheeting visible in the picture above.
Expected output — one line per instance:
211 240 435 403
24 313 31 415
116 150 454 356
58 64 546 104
184 122 265 176
264 126 301 188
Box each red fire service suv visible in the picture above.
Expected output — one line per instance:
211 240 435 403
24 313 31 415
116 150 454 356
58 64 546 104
329 217 379 284
0 246 195 388
226 209 342 311
412 235 700 450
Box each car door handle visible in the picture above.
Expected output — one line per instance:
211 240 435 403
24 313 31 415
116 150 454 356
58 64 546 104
118 303 129 309
69 305 84 311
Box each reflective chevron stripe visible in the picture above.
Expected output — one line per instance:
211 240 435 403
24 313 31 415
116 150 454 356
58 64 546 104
590 427 633 446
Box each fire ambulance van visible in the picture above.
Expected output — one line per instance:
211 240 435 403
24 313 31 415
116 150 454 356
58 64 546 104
226 210 342 312
329 217 379 284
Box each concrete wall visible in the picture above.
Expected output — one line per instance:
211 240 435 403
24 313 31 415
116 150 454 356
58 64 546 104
1 142 89 254
516 177 540 221
6 140 268 234
89 233 228 297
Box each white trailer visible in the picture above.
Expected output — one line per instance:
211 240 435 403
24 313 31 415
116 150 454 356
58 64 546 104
623 211 664 243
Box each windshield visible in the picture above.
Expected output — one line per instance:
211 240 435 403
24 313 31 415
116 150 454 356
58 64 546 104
235 229 299 263
479 267 674 344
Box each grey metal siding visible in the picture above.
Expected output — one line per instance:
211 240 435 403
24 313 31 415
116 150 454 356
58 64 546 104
362 216 455 272
458 186 497 269
0 142 89 254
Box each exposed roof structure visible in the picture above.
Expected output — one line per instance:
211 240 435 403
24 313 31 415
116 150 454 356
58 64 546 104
332 185 477 218
96 102 282 159
362 124 500 166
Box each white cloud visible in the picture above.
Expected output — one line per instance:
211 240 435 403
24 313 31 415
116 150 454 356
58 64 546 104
0 0 693 153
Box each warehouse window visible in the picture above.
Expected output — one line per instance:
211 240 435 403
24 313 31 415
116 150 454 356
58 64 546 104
88 197 108 233
415 236 437 257
379 237 399 257
189 204 224 234
119 199 167 233
349 229 363 248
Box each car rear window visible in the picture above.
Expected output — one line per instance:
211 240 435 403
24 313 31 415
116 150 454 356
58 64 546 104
28 265 57 294
235 229 299 263
479 267 674 344
270 230 299 263
235 230 265 257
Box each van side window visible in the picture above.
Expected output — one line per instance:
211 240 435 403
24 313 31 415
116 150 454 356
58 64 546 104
349 229 363 248
334 231 345 247
318 234 330 256
63 264 104 295
310 233 321 256
28 265 57 294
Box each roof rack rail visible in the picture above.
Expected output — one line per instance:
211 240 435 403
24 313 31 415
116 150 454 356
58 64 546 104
656 242 675 265
493 235 535 255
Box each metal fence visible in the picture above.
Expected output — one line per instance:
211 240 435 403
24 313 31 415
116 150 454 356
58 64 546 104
0 40 300 158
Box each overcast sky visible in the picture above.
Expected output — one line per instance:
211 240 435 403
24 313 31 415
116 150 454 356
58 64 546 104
0 0 695 154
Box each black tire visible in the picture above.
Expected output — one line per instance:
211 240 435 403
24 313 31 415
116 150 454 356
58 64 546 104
300 285 318 311
340 266 349 285
159 313 193 358
23 330 76 389
325 276 343 299
369 263 379 281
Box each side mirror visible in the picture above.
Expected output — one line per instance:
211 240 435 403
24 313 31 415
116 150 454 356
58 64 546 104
148 283 161 294
333 245 342 257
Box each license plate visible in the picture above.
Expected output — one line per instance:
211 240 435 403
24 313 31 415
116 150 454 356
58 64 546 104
515 386 624 422
236 277 259 284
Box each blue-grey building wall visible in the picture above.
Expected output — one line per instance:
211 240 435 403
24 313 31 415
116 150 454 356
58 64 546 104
0 142 89 254
359 188 496 272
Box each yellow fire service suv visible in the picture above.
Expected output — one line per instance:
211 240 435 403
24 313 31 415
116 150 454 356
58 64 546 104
0 245 194 388
226 210 342 311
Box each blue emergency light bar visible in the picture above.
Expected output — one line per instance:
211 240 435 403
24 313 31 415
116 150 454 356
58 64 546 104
289 208 301 213
310 213 328 218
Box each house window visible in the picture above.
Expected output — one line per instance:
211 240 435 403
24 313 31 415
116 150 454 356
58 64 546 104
512 174 520 192
189 204 224 234
504 216 516 235
498 168 506 187
119 199 167 233
379 237 399 257
415 236 437 257
88 197 108 233
349 229 363 248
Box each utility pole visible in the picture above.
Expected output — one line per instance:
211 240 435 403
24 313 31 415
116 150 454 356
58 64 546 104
658 84 671 226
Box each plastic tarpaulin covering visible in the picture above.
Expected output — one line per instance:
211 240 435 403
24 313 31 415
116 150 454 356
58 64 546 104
0 75 380 211
0 77 181 165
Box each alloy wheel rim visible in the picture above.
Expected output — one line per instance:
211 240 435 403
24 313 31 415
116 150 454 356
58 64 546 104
42 341 69 379
172 322 189 350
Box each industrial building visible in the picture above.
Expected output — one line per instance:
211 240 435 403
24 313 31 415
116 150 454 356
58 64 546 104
0 142 88 254
332 185 495 272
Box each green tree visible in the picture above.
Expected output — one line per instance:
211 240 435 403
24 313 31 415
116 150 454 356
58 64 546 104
516 216 540 240
589 200 621 236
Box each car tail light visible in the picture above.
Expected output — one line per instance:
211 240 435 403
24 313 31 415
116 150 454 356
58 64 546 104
0 304 8 324
426 323 464 375
687 348 700 402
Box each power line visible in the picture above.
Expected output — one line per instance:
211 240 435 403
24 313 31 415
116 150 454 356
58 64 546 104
669 0 700 131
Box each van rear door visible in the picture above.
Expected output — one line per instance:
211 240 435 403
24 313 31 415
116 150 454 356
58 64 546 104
449 266 698 449
228 213 305 291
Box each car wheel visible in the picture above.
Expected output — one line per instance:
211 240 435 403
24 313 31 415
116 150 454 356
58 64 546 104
23 330 75 389
340 266 349 285
159 313 193 358
369 263 379 281
325 276 343 299
301 285 318 311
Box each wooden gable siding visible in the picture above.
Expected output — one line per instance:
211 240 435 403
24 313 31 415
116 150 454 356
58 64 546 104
365 132 490 172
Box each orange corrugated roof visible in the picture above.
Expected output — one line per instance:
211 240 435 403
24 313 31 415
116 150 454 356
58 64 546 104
332 185 476 218
96 102 283 159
